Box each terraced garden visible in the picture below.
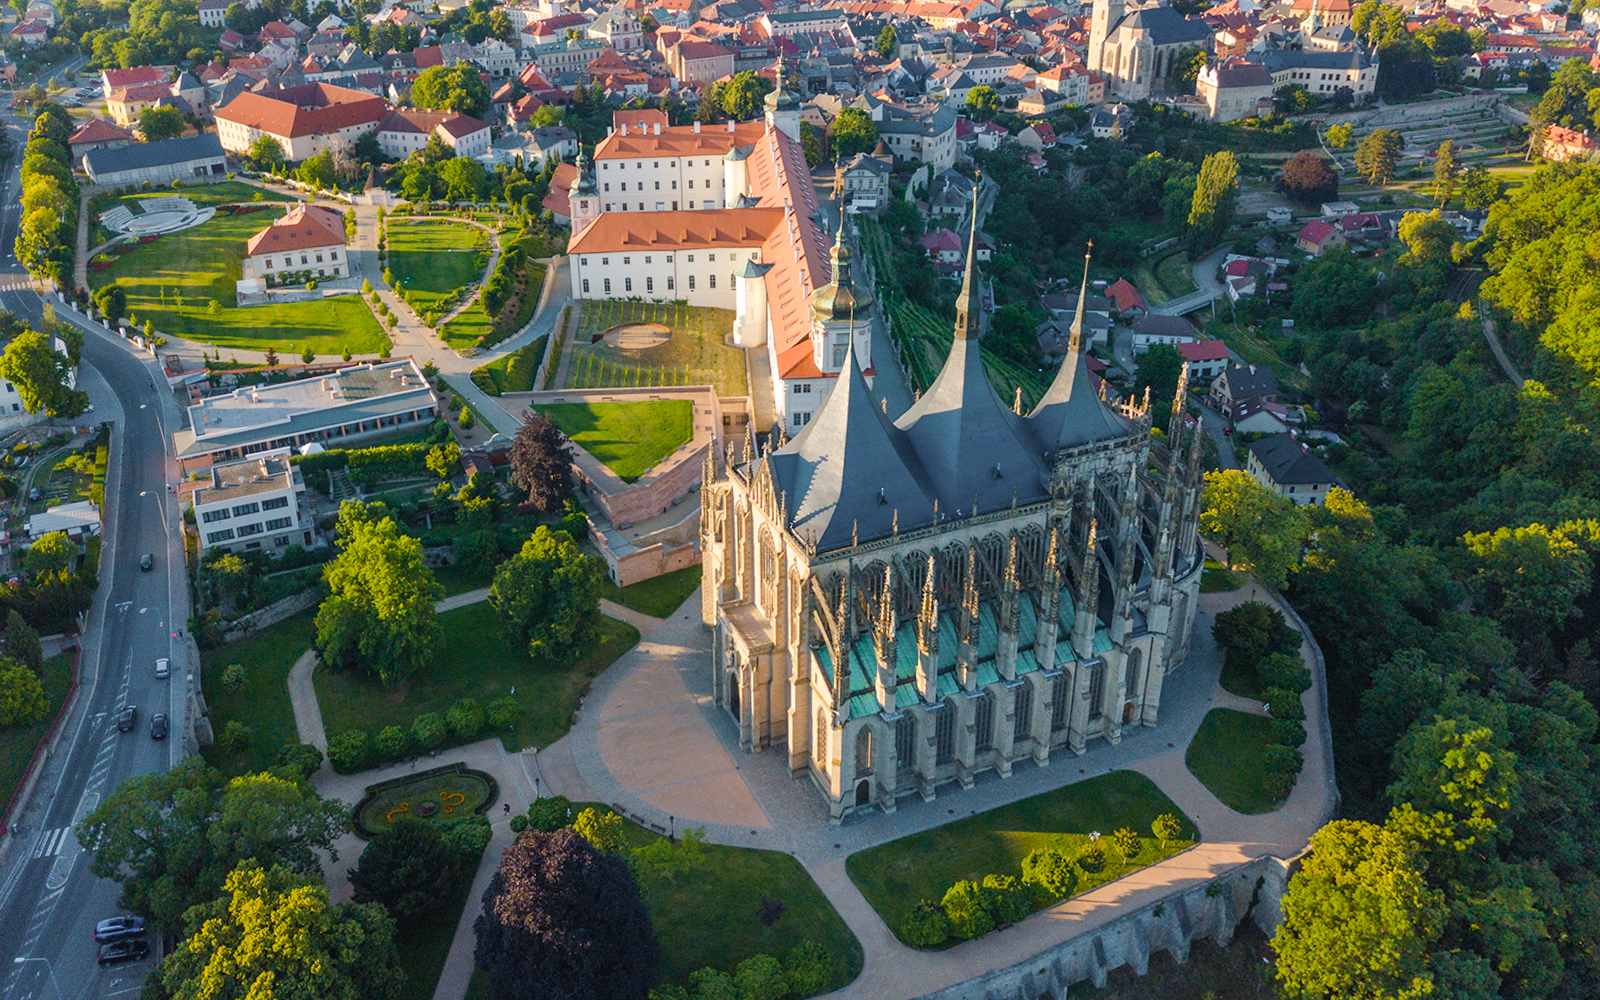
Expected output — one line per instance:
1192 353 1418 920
561 300 746 395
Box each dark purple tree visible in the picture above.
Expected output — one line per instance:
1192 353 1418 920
474 828 658 1000
509 413 574 514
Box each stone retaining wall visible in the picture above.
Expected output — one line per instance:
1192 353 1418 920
223 587 321 643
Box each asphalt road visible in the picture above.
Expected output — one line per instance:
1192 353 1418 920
0 90 187 999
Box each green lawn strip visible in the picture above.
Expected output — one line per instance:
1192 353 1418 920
387 220 487 313
199 608 318 775
845 770 1198 946
0 653 74 813
531 400 693 483
431 562 492 597
470 337 546 396
1155 252 1197 297
1200 558 1242 593
133 181 295 208
1185 709 1283 814
313 602 639 751
88 212 387 355
396 839 488 1000
388 219 484 252
1218 645 1264 700
354 766 496 836
441 254 545 351
599 565 702 619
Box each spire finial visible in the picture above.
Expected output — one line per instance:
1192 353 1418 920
1013 386 1023 414
1069 241 1093 356
953 176 984 340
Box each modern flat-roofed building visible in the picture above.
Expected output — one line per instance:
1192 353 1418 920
191 448 314 554
173 359 438 473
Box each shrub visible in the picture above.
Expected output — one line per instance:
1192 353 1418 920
376 724 410 760
1264 686 1306 721
782 941 834 997
1153 813 1183 848
327 729 374 772
981 873 1032 925
219 720 252 755
526 794 572 832
447 393 464 411
509 814 528 833
734 954 788 1000
1260 651 1311 695
447 697 485 741
1076 845 1106 874
1263 742 1304 779
361 279 372 294
1020 847 1078 898
941 880 995 940
306 280 318 291
486 695 518 730
220 662 247 692
459 408 475 430
1269 717 1308 747
900 899 951 947
275 742 323 780
1112 827 1142 862
411 711 449 749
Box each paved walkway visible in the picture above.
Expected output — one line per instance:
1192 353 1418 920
1476 299 1524 389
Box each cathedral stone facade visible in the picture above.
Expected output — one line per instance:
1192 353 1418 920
700 220 1207 822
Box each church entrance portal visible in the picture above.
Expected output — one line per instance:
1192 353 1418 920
855 779 870 807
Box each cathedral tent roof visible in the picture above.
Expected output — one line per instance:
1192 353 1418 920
1114 4 1213 45
1029 251 1132 451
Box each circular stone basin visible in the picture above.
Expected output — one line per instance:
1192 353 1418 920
603 322 671 350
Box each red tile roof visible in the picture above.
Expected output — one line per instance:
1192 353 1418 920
1177 339 1230 361
246 204 348 255
103 66 165 89
68 118 131 145
215 83 387 139
568 207 784 253
1104 277 1145 313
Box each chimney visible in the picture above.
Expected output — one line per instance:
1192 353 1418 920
621 123 628 135
654 121 661 134
693 120 701 133
727 119 735 132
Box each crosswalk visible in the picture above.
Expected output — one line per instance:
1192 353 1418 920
31 827 73 860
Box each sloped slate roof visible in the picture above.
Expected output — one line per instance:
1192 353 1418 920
1248 432 1338 485
83 133 224 177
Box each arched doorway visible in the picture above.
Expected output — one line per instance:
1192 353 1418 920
855 779 870 807
728 671 740 719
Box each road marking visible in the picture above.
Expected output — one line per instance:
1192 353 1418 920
31 827 69 859
114 601 131 612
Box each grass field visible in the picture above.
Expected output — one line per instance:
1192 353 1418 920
1185 709 1283 814
397 839 488 1000
1201 558 1242 593
532 400 693 482
387 220 488 313
200 608 319 775
563 301 746 395
313 601 639 751
470 337 545 396
88 212 387 355
1219 646 1264 700
91 182 295 247
600 565 702 618
0 653 73 814
846 771 1197 944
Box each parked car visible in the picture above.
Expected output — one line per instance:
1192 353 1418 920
154 657 169 679
116 705 136 732
27 487 39 501
139 553 152 571
93 916 146 943
96 940 150 965
149 713 168 740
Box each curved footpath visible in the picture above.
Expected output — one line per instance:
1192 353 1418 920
283 572 1332 1000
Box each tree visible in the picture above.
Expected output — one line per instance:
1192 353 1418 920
0 659 47 727
490 527 604 666
830 108 879 159
940 880 994 939
4 610 42 672
1133 343 1184 430
876 24 897 57
1272 820 1444 1000
1325 122 1354 149
1170 47 1208 94
1153 813 1183 849
76 759 349 933
509 413 574 512
137 105 186 142
1354 128 1402 185
1460 164 1501 210
1388 718 1519 851
23 530 76 579
350 818 471 923
297 149 339 191
1397 210 1456 277
412 64 491 119
316 507 444 687
0 328 86 417
1200 470 1310 589
93 284 126 323
474 828 658 1000
441 156 489 202
152 860 404 1000
1187 150 1238 253
1279 150 1339 204
1463 521 1593 646
1432 139 1457 206
800 120 821 168
427 441 461 479
1292 247 1374 329
712 70 773 121
572 806 624 854
965 85 999 121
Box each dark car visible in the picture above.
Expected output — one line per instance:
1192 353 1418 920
94 916 146 943
139 553 153 571
96 940 150 965
115 705 136 732
150 713 168 740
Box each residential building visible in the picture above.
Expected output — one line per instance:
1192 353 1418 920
82 133 228 187
1543 124 1598 162
67 118 132 168
1246 431 1341 505
1209 360 1278 418
1175 339 1229 381
867 99 959 172
191 449 314 555
1296 219 1346 255
1132 314 1197 352
214 83 388 160
1195 57 1273 122
172 359 439 473
375 108 491 159
23 501 100 549
838 149 892 213
671 39 736 82
243 204 350 282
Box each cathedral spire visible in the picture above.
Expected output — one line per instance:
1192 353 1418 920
953 180 983 341
1068 242 1091 355
1029 244 1132 452
916 554 940 704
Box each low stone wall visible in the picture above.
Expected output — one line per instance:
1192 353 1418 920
612 539 700 588
223 587 321 643
915 855 1290 1000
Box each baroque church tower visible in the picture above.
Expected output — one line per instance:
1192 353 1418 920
700 214 1207 822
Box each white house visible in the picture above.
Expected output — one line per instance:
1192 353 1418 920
244 204 350 283
375 109 491 159
191 448 314 555
567 208 779 308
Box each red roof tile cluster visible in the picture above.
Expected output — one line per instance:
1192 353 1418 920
245 204 348 255
216 83 387 139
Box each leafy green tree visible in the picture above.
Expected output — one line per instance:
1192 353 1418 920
1354 128 1402 185
93 284 126 323
1200 470 1310 589
137 104 186 141
1170 47 1208 94
1187 150 1238 253
412 63 491 119
981 873 1032 924
965 85 999 121
1325 122 1354 149
1020 847 1078 897
1272 819 1444 1000
573 806 625 854
1460 164 1501 210
526 795 572 832
274 743 323 780
941 880 995 939
447 696 485 741
350 818 469 923
713 70 774 121
441 156 489 202
412 711 448 749
799 120 821 168
1397 210 1456 272
4 610 41 672
0 329 87 417
0 658 47 726
1152 813 1183 849
1463 520 1593 646
1388 718 1519 851
426 441 461 479
733 954 789 1000
876 24 897 57
152 860 404 1000
1432 139 1458 206
1292 247 1373 329
376 725 410 760
900 900 951 947
23 531 76 579
489 527 604 666
296 149 340 190
316 506 444 687
1112 827 1141 862
829 108 879 159
1133 343 1183 429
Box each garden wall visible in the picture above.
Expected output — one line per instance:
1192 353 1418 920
222 588 321 643
913 854 1291 1000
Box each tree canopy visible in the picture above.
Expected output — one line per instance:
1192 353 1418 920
316 503 444 687
1200 469 1310 589
509 413 574 513
0 328 87 418
412 64 491 120
489 527 604 666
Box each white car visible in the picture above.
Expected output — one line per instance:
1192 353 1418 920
154 657 169 679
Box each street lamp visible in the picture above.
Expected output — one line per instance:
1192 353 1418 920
12 956 64 1000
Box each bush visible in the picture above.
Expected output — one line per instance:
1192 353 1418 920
782 941 834 997
275 742 323 780
509 814 528 833
941 880 995 940
1259 651 1311 694
734 954 787 1000
486 695 518 730
447 393 463 411
1264 686 1306 721
1076 845 1106 874
900 899 951 947
1020 847 1078 898
1263 742 1304 779
1112 827 1142 862
306 280 318 291
526 794 572 832
327 729 374 772
459 408 475 430
376 724 411 760
447 697 485 741
219 720 252 755
1269 717 1308 747
981 873 1032 925
412 711 449 749
220 662 247 692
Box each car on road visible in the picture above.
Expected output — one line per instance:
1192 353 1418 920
115 705 136 732
139 553 153 571
154 657 169 679
27 486 39 501
96 940 150 965
94 916 146 943
150 713 168 740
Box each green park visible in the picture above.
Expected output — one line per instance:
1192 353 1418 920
532 399 693 482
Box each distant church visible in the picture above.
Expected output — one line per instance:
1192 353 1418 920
699 222 1207 822
1088 0 1215 100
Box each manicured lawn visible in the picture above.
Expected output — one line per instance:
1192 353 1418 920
432 562 492 597
88 212 387 355
388 219 484 252
564 300 747 395
846 771 1198 945
396 838 488 1000
387 220 488 313
313 601 639 751
353 763 497 836
133 181 294 208
441 259 546 350
0 653 74 813
600 806 863 992
1201 558 1242 593
1186 709 1283 814
470 337 545 395
532 400 693 483
601 565 702 619
200 608 319 775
